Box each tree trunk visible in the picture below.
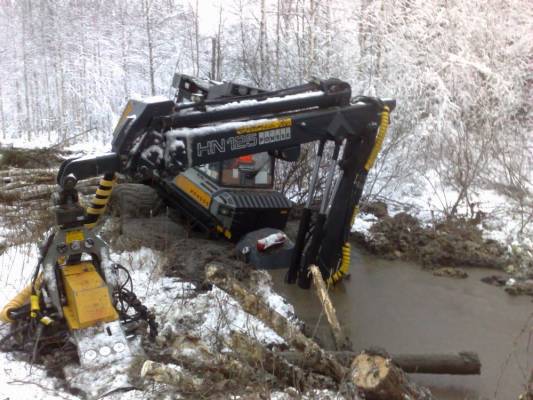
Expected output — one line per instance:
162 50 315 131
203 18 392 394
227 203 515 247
143 0 156 96
210 37 217 80
0 82 5 139
21 0 32 140
230 331 324 392
194 0 200 76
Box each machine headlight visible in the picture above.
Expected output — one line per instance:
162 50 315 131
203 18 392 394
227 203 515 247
219 205 232 216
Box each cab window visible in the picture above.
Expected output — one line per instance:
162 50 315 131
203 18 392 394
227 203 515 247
197 152 273 188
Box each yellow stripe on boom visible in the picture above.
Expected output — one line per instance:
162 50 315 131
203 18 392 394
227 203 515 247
236 118 292 135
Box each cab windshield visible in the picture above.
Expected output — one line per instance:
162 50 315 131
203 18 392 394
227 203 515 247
197 152 273 188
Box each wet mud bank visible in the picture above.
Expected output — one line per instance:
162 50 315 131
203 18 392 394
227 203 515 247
352 202 533 297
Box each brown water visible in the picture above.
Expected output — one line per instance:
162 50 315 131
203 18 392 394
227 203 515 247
271 249 533 400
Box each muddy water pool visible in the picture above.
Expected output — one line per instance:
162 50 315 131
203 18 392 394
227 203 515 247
271 249 532 400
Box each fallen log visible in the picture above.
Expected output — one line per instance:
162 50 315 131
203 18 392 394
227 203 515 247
280 350 481 375
0 167 57 179
309 264 350 351
230 331 316 392
389 351 481 375
170 335 253 382
205 263 346 383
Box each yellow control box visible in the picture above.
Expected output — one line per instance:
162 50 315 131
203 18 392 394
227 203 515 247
61 262 118 330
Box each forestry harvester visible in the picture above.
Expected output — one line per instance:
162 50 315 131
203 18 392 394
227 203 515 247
0 75 394 396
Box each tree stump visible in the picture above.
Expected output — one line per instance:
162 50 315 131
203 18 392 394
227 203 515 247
349 352 432 400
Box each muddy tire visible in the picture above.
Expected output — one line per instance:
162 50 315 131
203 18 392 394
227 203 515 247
110 183 163 219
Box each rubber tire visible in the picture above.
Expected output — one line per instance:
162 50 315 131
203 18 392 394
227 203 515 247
110 183 163 219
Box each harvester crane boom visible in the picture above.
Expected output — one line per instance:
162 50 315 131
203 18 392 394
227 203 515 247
58 76 395 287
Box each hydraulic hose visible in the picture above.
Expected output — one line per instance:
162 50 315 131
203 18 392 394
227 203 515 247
327 105 390 286
327 243 351 286
364 105 390 172
85 172 116 229
0 274 43 323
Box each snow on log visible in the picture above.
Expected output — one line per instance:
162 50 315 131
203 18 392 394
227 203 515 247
309 264 350 351
205 263 346 383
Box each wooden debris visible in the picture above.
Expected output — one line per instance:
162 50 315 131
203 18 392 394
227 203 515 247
170 335 250 381
230 331 314 392
389 351 481 375
309 264 350 350
141 360 204 391
432 267 468 279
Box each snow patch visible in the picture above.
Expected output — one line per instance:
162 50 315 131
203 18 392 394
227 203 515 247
205 90 324 112
0 350 76 400
351 213 378 238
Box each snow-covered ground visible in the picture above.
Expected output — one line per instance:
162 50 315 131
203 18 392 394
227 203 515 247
353 172 533 261
0 241 300 399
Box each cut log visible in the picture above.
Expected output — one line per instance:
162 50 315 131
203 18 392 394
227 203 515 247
391 351 481 375
280 350 481 375
309 264 350 350
205 265 435 398
349 353 433 400
0 167 57 179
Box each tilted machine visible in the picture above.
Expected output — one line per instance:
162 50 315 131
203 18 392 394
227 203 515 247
60 75 395 286
0 75 394 396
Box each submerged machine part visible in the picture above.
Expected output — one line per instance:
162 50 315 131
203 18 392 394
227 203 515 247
1 74 395 398
161 162 292 240
235 228 294 269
